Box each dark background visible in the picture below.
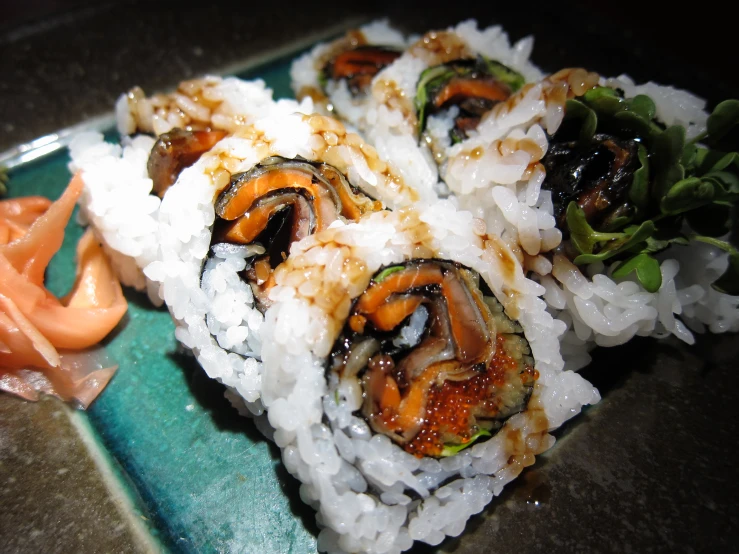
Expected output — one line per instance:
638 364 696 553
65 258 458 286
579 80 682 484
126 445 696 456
0 0 735 153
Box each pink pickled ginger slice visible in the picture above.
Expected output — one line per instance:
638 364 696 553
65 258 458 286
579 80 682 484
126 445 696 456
0 173 127 408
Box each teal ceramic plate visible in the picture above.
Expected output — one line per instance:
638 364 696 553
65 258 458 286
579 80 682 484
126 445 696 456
6 54 319 554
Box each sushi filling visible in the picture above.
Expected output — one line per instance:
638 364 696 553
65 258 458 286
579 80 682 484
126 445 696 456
415 57 525 143
322 46 401 96
147 128 227 197
208 156 382 310
542 133 641 231
329 260 538 458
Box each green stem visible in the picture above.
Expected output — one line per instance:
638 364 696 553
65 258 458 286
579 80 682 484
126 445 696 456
649 213 670 224
688 130 709 145
692 235 738 255
592 231 625 242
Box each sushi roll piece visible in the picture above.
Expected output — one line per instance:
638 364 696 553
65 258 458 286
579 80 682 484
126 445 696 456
68 76 279 301
533 77 739 368
291 19 407 130
444 67 602 260
258 202 600 552
361 19 545 204
445 65 739 369
144 109 420 413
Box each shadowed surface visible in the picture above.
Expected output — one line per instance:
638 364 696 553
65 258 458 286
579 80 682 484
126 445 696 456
0 396 146 554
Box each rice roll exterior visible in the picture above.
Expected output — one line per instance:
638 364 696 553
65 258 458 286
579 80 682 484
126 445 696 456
258 202 600 552
68 77 279 301
145 109 420 412
291 20 407 130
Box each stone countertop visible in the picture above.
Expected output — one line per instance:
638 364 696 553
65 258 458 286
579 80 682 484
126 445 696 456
1 2 738 553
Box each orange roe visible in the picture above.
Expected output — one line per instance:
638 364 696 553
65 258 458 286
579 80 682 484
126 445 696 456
398 335 537 458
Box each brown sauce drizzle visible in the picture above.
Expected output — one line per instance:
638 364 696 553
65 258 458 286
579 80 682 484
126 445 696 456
502 399 550 478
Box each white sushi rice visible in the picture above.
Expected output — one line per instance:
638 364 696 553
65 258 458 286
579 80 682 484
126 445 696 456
547 241 739 371
116 75 275 136
68 131 162 302
144 105 424 412
258 204 599 553
363 102 441 203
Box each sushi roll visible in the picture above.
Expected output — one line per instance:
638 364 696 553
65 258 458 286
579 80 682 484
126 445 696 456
145 108 420 413
291 19 407 130
68 76 277 301
443 63 739 368
361 19 545 204
444 67 602 260
532 77 739 367
258 202 599 552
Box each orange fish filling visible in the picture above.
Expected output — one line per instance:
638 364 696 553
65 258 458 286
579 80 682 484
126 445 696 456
218 169 322 221
356 265 444 313
356 265 489 363
328 47 402 93
334 262 536 458
433 76 510 109
212 160 383 311
218 192 315 245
